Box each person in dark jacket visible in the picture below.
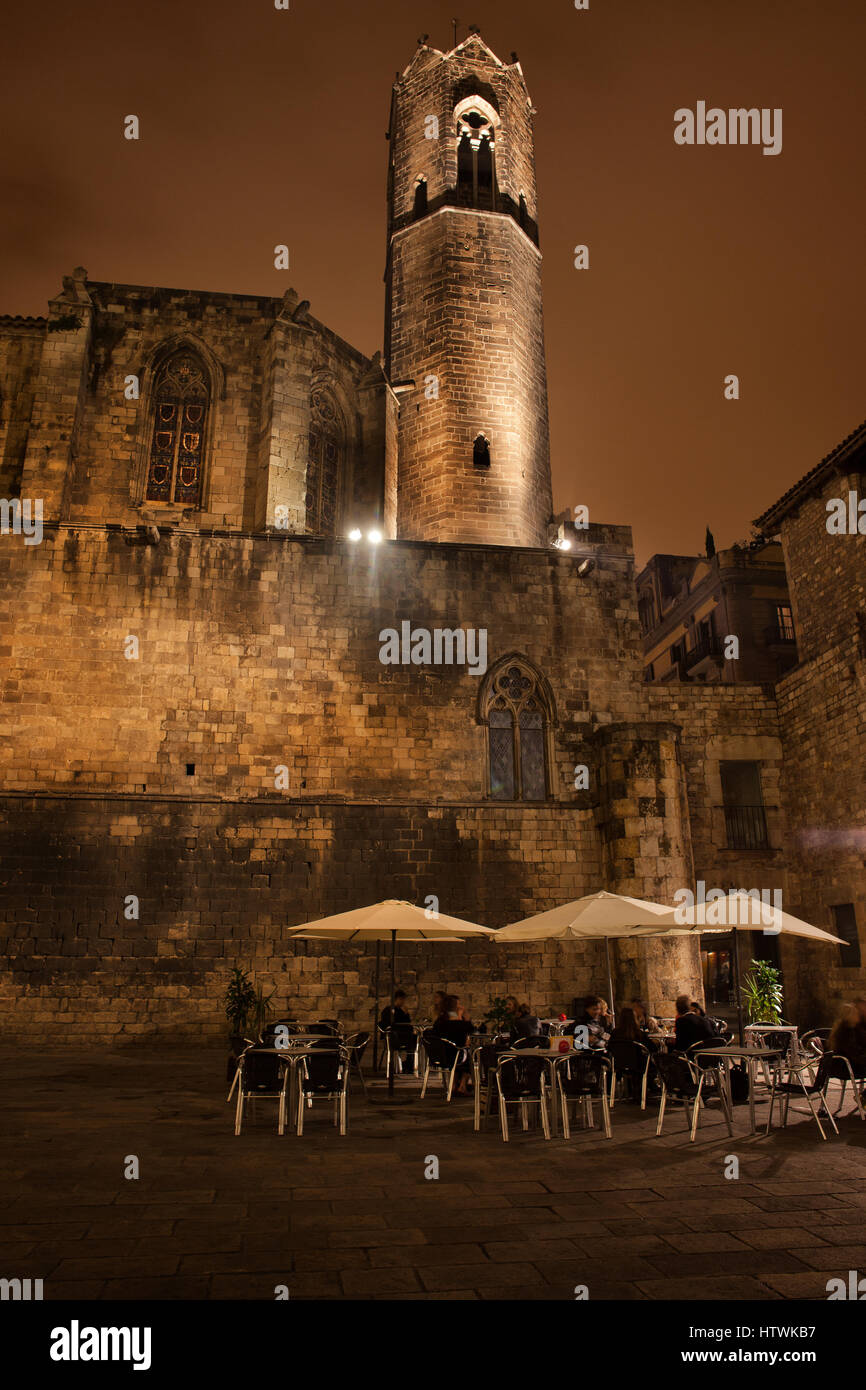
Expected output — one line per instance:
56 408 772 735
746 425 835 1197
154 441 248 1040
432 995 473 1093
514 1003 541 1040
828 1001 866 1075
380 989 416 1074
674 993 715 1051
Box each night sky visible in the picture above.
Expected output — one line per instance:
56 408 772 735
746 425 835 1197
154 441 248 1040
2 0 863 563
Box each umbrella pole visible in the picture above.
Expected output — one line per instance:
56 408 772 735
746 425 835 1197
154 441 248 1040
605 938 616 1021
373 941 381 1072
389 929 397 1096
732 927 744 1044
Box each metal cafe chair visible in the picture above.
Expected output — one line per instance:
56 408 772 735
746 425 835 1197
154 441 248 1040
472 1042 509 1132
378 1023 419 1079
765 1051 841 1140
653 1051 731 1143
493 1052 552 1142
295 1043 350 1137
233 1047 290 1136
607 1039 652 1110
824 1054 866 1120
343 1030 371 1098
557 1051 612 1139
419 1031 466 1101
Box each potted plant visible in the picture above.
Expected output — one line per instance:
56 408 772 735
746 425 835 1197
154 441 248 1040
483 995 517 1037
741 958 784 1025
224 966 257 1038
250 982 276 1038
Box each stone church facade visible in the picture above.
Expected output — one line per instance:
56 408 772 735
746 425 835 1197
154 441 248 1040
0 35 863 1040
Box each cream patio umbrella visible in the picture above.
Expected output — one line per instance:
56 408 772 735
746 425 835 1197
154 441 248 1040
495 890 683 1023
669 891 846 1043
286 900 496 1095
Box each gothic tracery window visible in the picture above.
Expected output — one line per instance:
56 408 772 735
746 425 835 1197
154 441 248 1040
456 107 496 210
485 661 550 801
305 387 342 536
145 352 209 506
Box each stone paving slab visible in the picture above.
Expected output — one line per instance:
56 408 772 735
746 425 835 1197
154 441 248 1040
1 1046 864 1301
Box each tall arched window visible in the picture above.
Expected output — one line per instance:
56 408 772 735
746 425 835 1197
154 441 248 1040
455 103 497 211
483 659 552 801
306 387 343 536
145 352 209 505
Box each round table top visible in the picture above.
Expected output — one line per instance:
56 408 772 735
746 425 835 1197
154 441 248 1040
698 1045 783 1058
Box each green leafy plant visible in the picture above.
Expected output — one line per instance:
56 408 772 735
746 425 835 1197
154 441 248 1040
250 983 276 1037
740 958 784 1024
483 996 517 1033
223 967 257 1037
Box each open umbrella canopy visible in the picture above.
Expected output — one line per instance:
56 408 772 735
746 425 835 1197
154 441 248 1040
669 891 846 945
496 890 681 941
286 899 495 941
286 901 495 1095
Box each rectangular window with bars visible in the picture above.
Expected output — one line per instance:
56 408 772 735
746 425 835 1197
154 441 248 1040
831 903 861 968
775 602 795 642
720 760 769 850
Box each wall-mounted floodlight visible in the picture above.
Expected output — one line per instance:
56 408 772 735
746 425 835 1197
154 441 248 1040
553 538 572 551
348 528 362 541
368 529 383 544
577 558 595 576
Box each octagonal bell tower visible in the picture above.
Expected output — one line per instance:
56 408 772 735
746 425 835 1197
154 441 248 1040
385 32 553 547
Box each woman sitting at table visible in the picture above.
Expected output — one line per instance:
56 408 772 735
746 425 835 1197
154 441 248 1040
610 1005 658 1053
631 998 659 1032
828 1003 866 1079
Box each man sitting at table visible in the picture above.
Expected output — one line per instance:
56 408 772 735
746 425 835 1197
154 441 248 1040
674 993 715 1051
514 1003 541 1040
566 995 610 1048
380 989 417 1075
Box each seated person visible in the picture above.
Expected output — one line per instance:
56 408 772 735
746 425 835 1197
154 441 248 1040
513 1003 541 1040
380 989 416 1073
598 998 615 1033
610 1005 658 1053
631 997 659 1032
566 995 610 1048
673 993 715 1051
828 1002 866 1077
432 994 473 1093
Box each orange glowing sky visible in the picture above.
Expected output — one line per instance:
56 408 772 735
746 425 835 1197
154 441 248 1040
2 0 863 564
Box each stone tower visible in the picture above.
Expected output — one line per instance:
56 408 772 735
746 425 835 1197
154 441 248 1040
385 33 554 547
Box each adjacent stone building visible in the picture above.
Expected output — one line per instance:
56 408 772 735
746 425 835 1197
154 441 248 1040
0 34 862 1040
637 543 797 686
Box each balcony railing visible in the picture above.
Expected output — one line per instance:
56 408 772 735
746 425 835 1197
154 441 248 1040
683 634 723 670
763 623 797 646
724 803 769 850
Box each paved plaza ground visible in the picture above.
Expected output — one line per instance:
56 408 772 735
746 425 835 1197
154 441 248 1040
2 1047 865 1302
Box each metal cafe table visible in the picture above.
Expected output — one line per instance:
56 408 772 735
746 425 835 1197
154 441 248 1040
697 1045 783 1135
496 1045 581 1137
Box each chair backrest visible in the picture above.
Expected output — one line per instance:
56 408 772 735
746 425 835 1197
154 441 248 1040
344 1030 370 1064
496 1054 547 1097
310 1021 339 1035
759 1029 794 1058
240 1048 283 1092
559 1051 607 1093
820 1051 858 1085
607 1039 649 1072
801 1028 830 1057
300 1047 345 1092
653 1051 698 1096
473 1043 504 1083
511 1035 543 1051
422 1032 460 1067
